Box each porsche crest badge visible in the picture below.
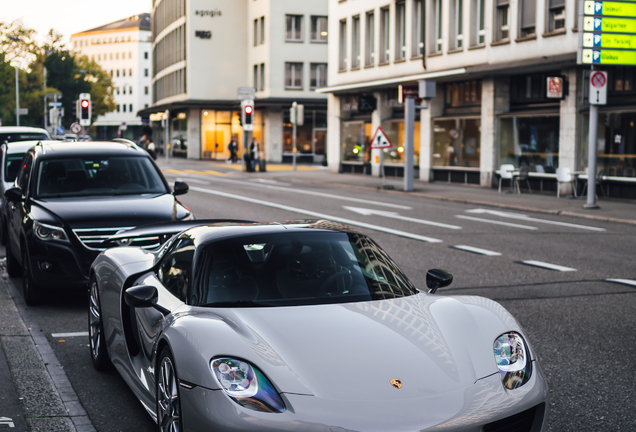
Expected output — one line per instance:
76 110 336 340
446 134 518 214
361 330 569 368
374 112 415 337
390 379 402 389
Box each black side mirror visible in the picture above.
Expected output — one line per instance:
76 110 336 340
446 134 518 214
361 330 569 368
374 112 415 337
4 187 23 202
173 181 189 196
426 269 453 294
125 285 158 308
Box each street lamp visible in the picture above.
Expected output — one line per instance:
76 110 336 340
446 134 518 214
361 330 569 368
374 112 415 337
9 36 20 126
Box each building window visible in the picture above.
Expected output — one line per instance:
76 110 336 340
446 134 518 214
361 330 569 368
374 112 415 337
144 86 149 95
339 19 347 71
452 0 464 49
495 0 510 41
144 52 148 59
122 69 126 77
254 64 259 89
123 105 127 112
547 0 566 32
520 0 536 37
365 11 375 66
144 68 148 77
311 16 328 42
110 53 113 60
412 0 425 57
116 69 120 77
380 7 390 63
433 119 481 167
260 16 265 43
129 68 132 76
129 51 132 58
145 104 148 108
116 52 119 60
471 0 486 45
310 63 327 89
123 87 126 95
260 63 265 91
129 86 133 95
432 0 443 52
117 105 120 112
254 19 259 46
129 104 133 113
286 15 303 41
352 15 361 68
395 1 406 60
285 62 303 89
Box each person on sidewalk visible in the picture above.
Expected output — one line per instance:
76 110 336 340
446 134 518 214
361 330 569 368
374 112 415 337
228 138 238 163
250 139 260 172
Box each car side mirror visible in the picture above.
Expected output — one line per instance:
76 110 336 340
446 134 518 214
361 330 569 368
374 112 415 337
173 181 189 196
4 187 23 202
426 269 453 294
125 285 158 308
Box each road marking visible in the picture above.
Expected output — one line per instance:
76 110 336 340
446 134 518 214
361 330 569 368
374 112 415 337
519 260 577 272
451 245 502 256
344 206 462 229
465 208 606 232
605 278 636 287
165 173 413 210
455 215 538 230
174 177 211 185
0 417 14 427
189 186 442 243
51 332 88 338
250 179 291 186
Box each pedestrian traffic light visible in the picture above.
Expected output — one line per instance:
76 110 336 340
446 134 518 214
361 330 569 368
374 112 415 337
79 93 91 126
241 99 254 131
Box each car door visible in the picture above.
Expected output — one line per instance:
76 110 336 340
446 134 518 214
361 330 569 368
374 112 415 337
7 152 33 261
129 236 193 405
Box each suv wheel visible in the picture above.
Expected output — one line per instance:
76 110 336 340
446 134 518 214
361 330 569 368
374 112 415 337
5 237 21 277
22 248 41 305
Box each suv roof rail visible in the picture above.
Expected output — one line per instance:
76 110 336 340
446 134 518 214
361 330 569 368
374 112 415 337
111 138 140 150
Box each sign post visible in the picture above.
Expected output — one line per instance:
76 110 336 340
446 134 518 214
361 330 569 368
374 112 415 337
585 69 607 209
370 127 393 185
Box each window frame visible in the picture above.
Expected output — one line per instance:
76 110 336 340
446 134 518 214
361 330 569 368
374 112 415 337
286 14 304 42
547 0 566 33
157 237 194 302
365 11 376 66
352 15 361 68
411 0 425 58
380 7 391 64
339 18 348 71
310 63 328 89
311 16 328 42
285 62 304 90
495 0 510 42
519 0 537 37
395 1 407 60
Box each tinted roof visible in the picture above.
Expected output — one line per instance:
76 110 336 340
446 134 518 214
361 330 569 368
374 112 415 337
34 141 145 159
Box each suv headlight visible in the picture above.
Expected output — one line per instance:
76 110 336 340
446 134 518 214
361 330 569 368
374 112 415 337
33 221 69 243
493 332 532 390
211 357 286 413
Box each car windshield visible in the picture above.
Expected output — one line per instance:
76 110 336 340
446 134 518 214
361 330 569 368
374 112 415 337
194 231 418 308
35 156 167 198
5 152 26 183
0 133 48 143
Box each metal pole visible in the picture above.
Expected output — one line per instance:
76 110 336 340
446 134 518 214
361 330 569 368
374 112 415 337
15 65 20 126
292 102 297 171
43 68 47 129
585 65 600 209
164 110 170 162
404 97 415 192
380 149 386 187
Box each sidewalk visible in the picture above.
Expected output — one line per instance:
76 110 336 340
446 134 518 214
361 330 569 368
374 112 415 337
157 158 636 226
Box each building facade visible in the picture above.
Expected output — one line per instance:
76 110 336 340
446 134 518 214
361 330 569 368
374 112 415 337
71 14 153 141
321 0 636 197
141 0 329 163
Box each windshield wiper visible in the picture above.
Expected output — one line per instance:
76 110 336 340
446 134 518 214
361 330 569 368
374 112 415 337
200 300 278 308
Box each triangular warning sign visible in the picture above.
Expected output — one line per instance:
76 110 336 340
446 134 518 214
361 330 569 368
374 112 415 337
369 127 393 149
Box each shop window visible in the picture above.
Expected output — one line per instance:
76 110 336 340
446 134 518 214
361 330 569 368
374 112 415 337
341 121 372 162
380 7 390 63
285 62 303 90
365 11 375 66
412 0 425 56
352 15 361 68
609 67 635 94
284 109 314 155
433 119 480 167
395 1 407 60
495 0 510 41
311 16 328 42
499 116 560 172
445 81 482 108
339 19 347 70
581 113 636 177
381 119 421 165
547 0 565 32
510 72 561 106
286 15 303 41
519 0 536 37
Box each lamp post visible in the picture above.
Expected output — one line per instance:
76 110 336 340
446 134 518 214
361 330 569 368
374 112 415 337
9 36 20 126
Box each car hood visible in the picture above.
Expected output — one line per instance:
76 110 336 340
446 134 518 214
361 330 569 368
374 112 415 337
174 294 527 401
31 194 185 228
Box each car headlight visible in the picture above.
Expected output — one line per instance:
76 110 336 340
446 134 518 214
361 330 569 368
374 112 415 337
493 332 532 390
210 357 286 413
33 221 69 243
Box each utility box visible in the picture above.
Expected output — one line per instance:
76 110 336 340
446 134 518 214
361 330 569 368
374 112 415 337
418 80 436 100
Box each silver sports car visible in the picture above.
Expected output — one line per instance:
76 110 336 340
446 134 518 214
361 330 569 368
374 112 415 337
89 220 548 432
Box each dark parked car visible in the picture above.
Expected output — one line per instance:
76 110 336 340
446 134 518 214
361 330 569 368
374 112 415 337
3 141 192 304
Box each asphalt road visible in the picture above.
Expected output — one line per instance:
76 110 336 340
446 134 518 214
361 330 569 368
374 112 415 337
10 171 636 431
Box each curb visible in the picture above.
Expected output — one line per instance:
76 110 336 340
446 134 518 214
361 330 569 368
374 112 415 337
0 261 95 432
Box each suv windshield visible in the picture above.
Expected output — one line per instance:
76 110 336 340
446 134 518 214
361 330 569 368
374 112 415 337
0 133 48 143
5 153 26 183
194 231 418 308
35 156 167 198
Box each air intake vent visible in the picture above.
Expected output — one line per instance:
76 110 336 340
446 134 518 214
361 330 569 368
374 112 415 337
483 404 543 432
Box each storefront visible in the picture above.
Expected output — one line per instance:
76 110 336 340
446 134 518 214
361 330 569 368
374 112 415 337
283 109 327 164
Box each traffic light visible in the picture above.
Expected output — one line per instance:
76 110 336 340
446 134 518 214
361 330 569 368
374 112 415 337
241 99 254 131
79 93 92 126
290 103 304 126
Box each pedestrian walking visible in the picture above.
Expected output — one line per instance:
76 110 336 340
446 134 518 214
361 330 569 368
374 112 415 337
250 139 259 172
146 141 157 160
228 138 238 163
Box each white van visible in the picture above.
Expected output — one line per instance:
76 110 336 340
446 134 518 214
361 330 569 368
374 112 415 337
0 126 50 144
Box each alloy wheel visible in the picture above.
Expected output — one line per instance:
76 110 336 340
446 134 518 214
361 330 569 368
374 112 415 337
89 281 101 360
158 355 181 432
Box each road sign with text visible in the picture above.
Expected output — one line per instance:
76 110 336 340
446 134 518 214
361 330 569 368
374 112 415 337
579 0 636 65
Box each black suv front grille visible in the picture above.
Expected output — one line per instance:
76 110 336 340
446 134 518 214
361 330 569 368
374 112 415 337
73 227 161 250
483 403 544 432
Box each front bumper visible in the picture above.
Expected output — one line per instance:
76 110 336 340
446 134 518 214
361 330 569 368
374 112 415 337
27 239 98 289
179 362 548 432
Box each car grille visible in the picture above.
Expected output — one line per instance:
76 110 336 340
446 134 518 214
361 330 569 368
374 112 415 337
73 227 162 251
483 404 543 432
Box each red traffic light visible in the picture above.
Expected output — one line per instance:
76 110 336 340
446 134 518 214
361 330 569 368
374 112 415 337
244 105 253 115
81 100 90 109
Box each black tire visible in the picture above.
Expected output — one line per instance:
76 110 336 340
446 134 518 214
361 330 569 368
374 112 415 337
157 347 183 432
5 236 21 278
88 278 111 370
22 247 41 305
0 219 6 246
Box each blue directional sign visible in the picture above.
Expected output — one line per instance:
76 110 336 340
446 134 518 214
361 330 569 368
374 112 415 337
56 126 65 135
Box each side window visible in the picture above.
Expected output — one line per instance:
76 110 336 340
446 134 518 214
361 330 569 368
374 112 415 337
157 238 194 302
17 153 34 195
